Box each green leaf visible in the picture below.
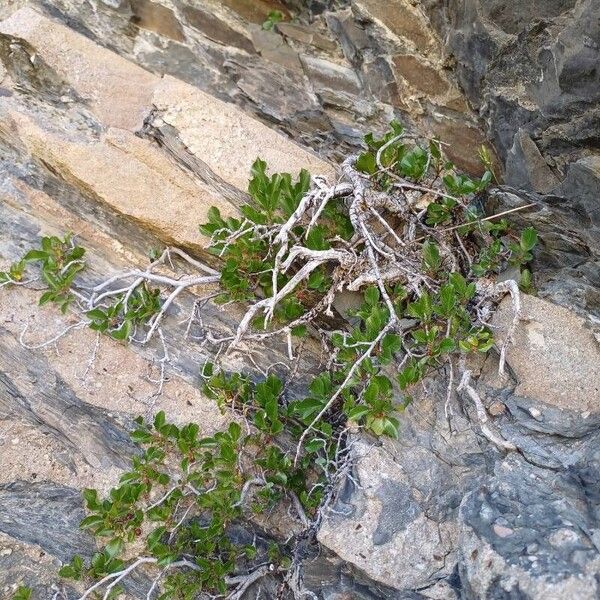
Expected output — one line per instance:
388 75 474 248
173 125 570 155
381 333 401 354
262 9 284 30
382 417 399 438
228 421 241 442
86 308 108 321
406 292 433 322
437 337 456 354
305 226 330 251
520 227 538 252
104 538 123 560
82 488 101 510
153 411 166 430
12 587 32 600
346 405 370 421
398 360 425 389
364 286 380 306
479 169 492 188
38 291 55 306
355 151 377 175
448 272 475 301
422 241 441 272
22 249 48 262
80 515 105 530
436 284 456 317
429 139 441 159
519 268 534 292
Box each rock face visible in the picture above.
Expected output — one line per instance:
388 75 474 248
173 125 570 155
0 2 599 600
1 0 491 172
0 7 326 597
422 0 600 316
318 295 600 599
423 0 599 179
8 0 595 316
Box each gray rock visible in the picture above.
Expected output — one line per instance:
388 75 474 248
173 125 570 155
491 295 600 422
421 0 600 315
275 22 337 52
423 0 600 314
0 481 95 562
0 483 153 597
553 155 600 229
318 293 600 599
0 3 598 600
250 27 303 72
485 187 600 316
0 326 139 470
505 130 560 194
16 0 488 172
180 4 255 54
0 538 73 600
459 454 600 600
130 0 185 42
301 54 373 113
318 381 484 594
325 8 371 67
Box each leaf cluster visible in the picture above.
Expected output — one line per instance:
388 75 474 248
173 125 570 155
60 413 277 598
87 283 161 341
355 120 491 198
1 234 86 312
4 121 541 600
262 10 284 30
199 159 351 323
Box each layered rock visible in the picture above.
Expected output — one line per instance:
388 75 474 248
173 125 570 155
8 0 596 316
422 0 600 316
0 8 327 597
318 295 600 599
1 3 599 600
1 0 491 173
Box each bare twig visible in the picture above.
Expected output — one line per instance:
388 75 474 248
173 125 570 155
457 368 516 451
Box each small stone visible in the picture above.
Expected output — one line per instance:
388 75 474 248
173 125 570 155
492 296 600 416
276 23 337 52
251 29 302 72
130 0 185 42
493 524 514 538
548 528 580 547
429 119 491 175
354 0 439 52
392 54 449 96
505 130 560 194
488 401 506 416
301 55 362 97
182 6 255 54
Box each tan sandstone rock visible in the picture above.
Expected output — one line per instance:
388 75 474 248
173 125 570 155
0 6 157 131
493 294 599 414
0 7 333 254
151 75 334 191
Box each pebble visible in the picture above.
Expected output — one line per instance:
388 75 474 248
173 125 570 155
493 524 514 538
488 401 506 416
